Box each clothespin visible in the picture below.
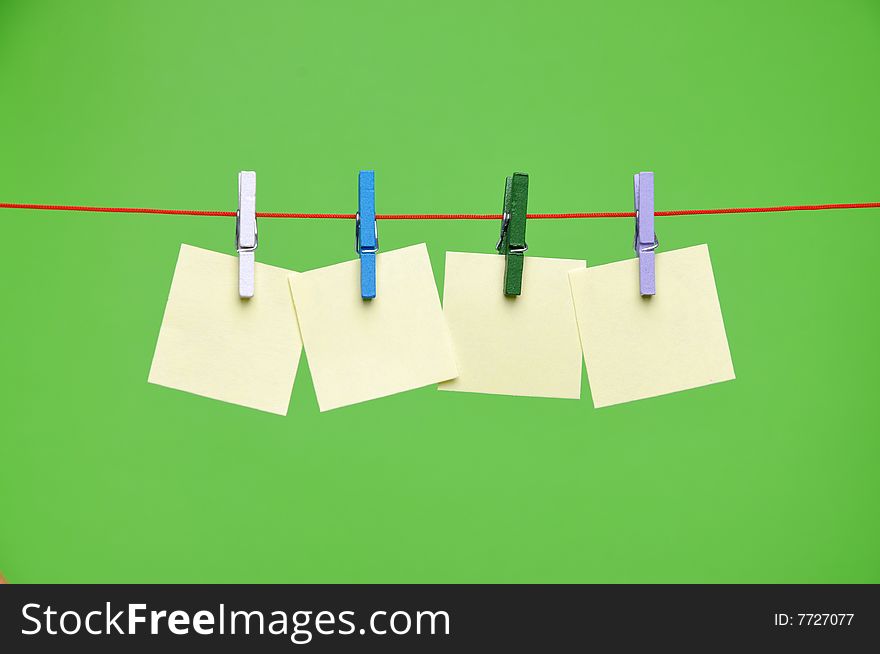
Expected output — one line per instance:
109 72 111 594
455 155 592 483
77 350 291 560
236 171 257 298
495 172 529 296
633 171 658 296
356 170 378 299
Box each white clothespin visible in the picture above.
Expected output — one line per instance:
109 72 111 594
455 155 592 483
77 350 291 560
236 171 257 298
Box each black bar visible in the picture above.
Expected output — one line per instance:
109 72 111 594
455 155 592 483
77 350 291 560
1 584 877 651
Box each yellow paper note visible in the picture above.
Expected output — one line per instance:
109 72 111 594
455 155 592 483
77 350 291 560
148 244 303 415
439 252 586 399
288 244 458 411
569 244 735 408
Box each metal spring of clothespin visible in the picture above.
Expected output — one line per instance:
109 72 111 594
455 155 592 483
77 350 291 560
495 172 529 296
355 170 378 299
633 171 658 296
236 171 258 298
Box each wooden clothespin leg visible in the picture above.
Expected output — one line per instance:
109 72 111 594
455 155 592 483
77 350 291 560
495 172 529 296
236 171 257 298
357 170 378 299
634 171 658 296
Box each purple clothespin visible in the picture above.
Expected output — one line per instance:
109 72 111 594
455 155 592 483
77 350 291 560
633 171 658 296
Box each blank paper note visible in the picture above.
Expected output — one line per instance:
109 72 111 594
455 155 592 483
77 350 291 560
148 244 303 415
439 252 586 399
288 244 458 412
569 244 735 408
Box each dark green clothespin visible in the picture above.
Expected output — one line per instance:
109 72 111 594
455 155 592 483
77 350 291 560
495 172 529 296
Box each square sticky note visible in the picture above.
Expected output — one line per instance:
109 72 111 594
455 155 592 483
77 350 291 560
569 244 735 408
148 244 303 415
439 252 585 399
288 244 458 411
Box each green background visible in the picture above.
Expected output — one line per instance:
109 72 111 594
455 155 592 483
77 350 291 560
1 0 878 583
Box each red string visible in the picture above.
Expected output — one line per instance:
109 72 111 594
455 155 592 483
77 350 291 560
1 201 878 220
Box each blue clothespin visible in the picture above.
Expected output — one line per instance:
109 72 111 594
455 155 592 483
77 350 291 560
633 171 658 296
356 170 378 299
